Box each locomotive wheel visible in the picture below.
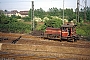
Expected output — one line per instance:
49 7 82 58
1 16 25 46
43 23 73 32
67 37 70 42
72 39 75 42
72 38 77 42
74 38 77 42
60 39 62 42
47 34 49 39
60 36 62 42
67 37 75 42
71 36 77 42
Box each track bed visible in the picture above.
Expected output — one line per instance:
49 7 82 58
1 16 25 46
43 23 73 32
0 32 90 60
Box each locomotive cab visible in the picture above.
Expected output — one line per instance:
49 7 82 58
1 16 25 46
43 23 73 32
61 24 77 42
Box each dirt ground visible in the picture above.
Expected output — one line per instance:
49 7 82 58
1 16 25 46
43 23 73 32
0 32 90 60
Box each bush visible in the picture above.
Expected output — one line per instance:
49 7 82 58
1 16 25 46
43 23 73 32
0 14 31 33
0 21 31 33
44 19 62 28
22 16 31 22
76 23 90 36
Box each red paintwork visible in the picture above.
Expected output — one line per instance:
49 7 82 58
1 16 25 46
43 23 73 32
62 32 68 37
45 27 61 35
45 27 69 37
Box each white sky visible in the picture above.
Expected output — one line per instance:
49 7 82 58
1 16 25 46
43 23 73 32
0 0 90 11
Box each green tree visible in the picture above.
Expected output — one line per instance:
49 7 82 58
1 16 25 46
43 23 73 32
22 16 31 22
0 14 31 33
29 8 45 19
48 7 60 16
34 8 45 19
86 7 90 21
64 8 75 21
44 19 62 28
0 14 9 24
79 6 90 22
11 15 21 19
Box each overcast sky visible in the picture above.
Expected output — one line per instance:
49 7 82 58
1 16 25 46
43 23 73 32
0 0 90 11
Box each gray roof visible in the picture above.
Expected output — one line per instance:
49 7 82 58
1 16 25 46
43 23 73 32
4 11 16 14
19 11 29 15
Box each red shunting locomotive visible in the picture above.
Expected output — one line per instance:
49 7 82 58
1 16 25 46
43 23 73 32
44 23 79 42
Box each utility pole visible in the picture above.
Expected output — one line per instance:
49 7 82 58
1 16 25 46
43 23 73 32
63 0 64 24
31 0 34 31
84 0 87 22
77 0 80 23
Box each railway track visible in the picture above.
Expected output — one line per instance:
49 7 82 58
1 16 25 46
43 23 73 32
0 33 90 48
0 36 90 48
0 32 90 60
0 50 89 60
0 51 60 60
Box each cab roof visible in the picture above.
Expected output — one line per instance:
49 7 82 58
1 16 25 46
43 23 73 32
61 24 77 28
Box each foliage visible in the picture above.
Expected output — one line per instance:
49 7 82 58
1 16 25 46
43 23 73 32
47 7 75 20
65 9 75 21
34 8 45 19
86 7 90 21
28 7 77 22
34 17 42 22
0 14 9 24
0 14 18 24
36 24 44 31
11 15 21 19
45 19 62 28
76 23 90 36
28 7 90 22
1 6 90 35
34 21 37 29
40 19 63 30
80 6 90 22
22 16 31 22
0 14 31 33
29 8 45 19
0 22 31 33
48 7 60 16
